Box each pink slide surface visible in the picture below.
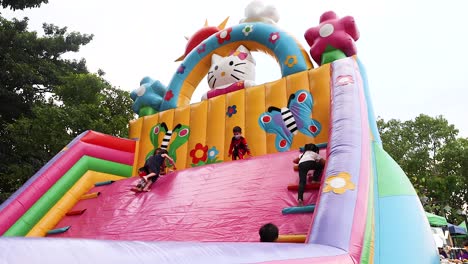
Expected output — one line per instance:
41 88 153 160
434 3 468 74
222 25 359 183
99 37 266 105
51 150 324 242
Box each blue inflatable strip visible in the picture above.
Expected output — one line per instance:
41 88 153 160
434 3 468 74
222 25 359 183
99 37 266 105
282 204 315 215
357 58 381 146
46 226 70 235
94 180 115 187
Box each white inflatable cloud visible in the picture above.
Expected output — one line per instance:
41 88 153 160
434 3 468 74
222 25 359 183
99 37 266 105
239 0 280 24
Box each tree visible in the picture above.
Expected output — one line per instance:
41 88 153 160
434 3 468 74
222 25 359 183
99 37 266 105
0 16 92 124
0 74 134 202
1 0 48 10
378 114 468 224
0 2 135 202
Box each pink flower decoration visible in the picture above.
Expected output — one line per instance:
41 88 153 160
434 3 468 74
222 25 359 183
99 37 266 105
197 43 206 54
177 64 185 74
164 90 174 101
216 28 232 44
269 32 280 44
304 11 360 65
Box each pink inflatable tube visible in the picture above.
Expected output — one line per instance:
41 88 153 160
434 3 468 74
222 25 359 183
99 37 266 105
0 133 135 235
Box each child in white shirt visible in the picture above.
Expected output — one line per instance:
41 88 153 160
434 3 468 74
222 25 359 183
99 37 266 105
297 143 325 206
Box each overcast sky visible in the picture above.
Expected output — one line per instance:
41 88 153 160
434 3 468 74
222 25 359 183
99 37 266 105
3 0 467 137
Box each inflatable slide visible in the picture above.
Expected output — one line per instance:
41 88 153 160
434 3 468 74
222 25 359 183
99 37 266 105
0 4 440 264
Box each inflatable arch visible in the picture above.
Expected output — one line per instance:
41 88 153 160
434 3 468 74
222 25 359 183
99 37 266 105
160 22 313 110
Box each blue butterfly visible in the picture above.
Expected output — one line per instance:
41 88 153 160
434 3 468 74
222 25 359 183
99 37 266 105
258 90 321 152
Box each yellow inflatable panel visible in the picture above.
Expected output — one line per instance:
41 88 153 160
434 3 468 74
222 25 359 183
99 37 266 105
224 89 246 158
173 105 191 169
129 67 331 170
137 114 159 168
264 78 287 154
129 118 143 140
27 171 125 237
245 85 267 156
207 95 227 161
308 64 331 145
186 101 208 167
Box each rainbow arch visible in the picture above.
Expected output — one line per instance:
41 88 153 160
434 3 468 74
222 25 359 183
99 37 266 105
160 22 313 110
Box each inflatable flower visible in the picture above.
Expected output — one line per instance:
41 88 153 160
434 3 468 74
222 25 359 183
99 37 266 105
190 143 208 164
304 11 359 65
130 77 167 117
226 105 237 117
323 172 355 194
284 55 298 68
207 147 219 160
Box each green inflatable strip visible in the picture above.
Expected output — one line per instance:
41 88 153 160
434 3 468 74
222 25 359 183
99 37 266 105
360 147 375 264
374 143 416 197
3 156 132 236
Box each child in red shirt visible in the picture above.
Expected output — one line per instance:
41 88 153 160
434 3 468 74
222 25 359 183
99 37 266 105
228 126 252 160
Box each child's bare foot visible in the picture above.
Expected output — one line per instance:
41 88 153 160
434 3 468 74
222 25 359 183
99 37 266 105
298 199 304 207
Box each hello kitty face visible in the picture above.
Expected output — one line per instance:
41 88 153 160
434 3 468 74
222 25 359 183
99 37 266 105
207 45 256 90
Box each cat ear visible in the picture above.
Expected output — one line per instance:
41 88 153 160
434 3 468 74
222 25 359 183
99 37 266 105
236 45 256 65
211 53 222 65
236 45 249 53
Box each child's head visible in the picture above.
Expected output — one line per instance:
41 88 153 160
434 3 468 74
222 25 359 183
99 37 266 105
138 166 148 176
233 126 242 138
159 149 168 155
154 148 162 155
259 223 279 242
303 143 319 154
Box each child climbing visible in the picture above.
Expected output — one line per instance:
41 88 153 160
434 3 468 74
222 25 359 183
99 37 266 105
139 148 176 192
297 143 325 206
228 126 252 160
130 166 150 192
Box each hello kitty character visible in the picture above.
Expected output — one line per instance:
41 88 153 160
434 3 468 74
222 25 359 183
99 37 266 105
202 45 256 100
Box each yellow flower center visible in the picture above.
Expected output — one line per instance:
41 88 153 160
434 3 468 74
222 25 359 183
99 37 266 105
195 149 204 159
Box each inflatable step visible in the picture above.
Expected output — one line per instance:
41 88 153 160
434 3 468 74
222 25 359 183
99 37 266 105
66 209 87 216
94 180 115 187
276 234 306 243
80 192 100 200
282 204 315 215
46 226 70 235
287 183 320 191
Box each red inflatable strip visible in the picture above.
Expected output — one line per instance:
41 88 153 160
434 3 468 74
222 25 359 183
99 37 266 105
287 183 320 191
80 131 136 153
65 209 87 216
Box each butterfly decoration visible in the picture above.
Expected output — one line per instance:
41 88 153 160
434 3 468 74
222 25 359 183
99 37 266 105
146 122 191 163
258 90 321 152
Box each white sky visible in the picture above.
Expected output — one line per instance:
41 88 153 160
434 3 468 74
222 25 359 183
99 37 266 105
3 0 468 137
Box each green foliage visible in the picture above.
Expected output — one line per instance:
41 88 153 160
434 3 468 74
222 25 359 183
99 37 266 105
378 114 468 224
0 11 134 203
0 16 92 124
1 0 48 10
